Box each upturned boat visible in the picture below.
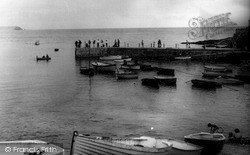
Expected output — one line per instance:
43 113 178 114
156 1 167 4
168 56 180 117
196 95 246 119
154 76 177 85
116 69 138 79
162 138 202 155
92 62 116 72
202 71 229 78
0 140 64 155
191 79 221 89
184 132 226 154
141 78 159 88
70 132 173 155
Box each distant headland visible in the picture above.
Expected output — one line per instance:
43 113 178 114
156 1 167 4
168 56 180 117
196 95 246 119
0 26 23 30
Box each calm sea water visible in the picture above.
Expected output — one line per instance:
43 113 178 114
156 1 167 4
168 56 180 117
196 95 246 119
0 28 249 151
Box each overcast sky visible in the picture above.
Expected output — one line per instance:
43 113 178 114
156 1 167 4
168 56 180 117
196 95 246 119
0 0 249 29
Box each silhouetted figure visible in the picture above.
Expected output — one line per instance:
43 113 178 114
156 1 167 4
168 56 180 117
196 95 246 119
153 42 155 48
186 40 189 48
234 128 242 143
158 39 161 48
93 40 96 47
75 41 78 47
208 123 219 133
97 39 100 47
117 39 120 47
114 40 117 47
88 40 91 48
141 40 144 48
105 40 108 47
79 40 82 48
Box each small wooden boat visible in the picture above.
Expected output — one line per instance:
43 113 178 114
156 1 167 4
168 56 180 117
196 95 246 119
116 69 138 79
157 68 175 76
204 65 230 72
215 78 244 85
80 67 94 76
121 61 140 70
54 48 59 51
184 132 226 154
162 138 203 155
0 140 64 155
154 76 177 85
114 58 132 64
36 56 51 61
191 79 221 89
202 71 229 78
70 132 173 155
100 55 128 61
174 56 191 60
92 62 116 72
141 78 159 88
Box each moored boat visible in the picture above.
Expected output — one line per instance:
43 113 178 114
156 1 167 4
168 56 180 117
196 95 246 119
174 56 191 60
0 140 64 155
141 78 159 88
140 64 159 71
162 138 203 155
121 61 140 70
204 65 231 72
191 79 221 89
100 55 128 61
70 131 173 155
202 71 230 78
215 77 244 85
92 62 116 72
35 41 40 45
154 76 177 85
184 132 226 154
116 69 138 79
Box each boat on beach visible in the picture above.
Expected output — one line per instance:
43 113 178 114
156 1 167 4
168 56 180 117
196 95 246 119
36 56 51 61
141 78 159 88
184 132 226 154
191 79 221 89
154 76 177 85
92 62 116 72
0 140 64 155
162 138 203 155
70 132 173 155
116 69 138 79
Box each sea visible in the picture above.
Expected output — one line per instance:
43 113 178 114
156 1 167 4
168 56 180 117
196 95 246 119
0 28 249 152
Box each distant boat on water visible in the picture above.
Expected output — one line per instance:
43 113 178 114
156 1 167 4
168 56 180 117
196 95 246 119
191 79 221 89
204 65 231 72
36 55 51 61
174 56 191 60
116 69 138 79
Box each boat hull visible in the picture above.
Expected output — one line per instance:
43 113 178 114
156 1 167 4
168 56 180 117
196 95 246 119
191 79 221 89
121 65 140 70
157 68 175 76
162 139 202 155
141 78 159 88
174 56 191 60
71 134 173 155
92 62 116 72
204 65 229 72
184 132 225 154
154 76 177 85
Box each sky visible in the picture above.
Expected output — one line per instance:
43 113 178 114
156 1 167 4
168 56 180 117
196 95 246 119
0 0 249 29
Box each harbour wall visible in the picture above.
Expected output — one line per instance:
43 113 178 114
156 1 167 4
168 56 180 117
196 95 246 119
75 47 249 61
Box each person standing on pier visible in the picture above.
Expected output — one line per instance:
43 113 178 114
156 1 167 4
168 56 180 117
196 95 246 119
158 39 161 48
88 40 91 48
141 40 144 48
117 39 120 47
78 40 82 48
105 40 108 47
75 40 78 48
97 39 100 47
93 40 96 47
153 42 155 48
186 40 189 48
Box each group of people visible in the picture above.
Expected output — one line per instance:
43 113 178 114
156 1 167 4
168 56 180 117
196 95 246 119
75 39 124 48
149 39 163 48
207 123 247 144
